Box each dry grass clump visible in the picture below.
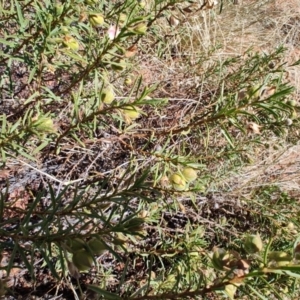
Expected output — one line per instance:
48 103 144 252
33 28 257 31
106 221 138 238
135 0 300 95
132 0 300 195
211 0 300 197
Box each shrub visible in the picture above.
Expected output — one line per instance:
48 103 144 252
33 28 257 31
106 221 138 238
0 0 300 299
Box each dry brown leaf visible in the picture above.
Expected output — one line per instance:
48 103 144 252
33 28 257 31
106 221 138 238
247 122 261 134
125 44 138 58
169 16 180 27
5 188 30 219
262 86 276 98
0 169 10 179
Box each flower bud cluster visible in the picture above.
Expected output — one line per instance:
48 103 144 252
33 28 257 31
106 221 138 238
66 236 107 272
169 168 198 191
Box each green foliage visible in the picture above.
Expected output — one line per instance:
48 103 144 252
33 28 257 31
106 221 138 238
0 0 300 299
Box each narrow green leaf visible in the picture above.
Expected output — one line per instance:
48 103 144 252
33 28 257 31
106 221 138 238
71 133 86 148
263 238 273 266
6 242 18 275
17 148 36 161
138 98 168 105
248 285 268 300
40 247 61 279
18 246 34 278
0 38 15 46
32 140 50 155
1 148 6 164
184 162 206 169
21 192 42 227
132 169 149 188
10 118 21 132
14 0 25 26
1 115 6 134
35 6 46 30
28 66 37 84
116 258 130 294
87 285 122 300
64 50 87 63
0 191 5 220
283 270 300 279
274 265 300 272
220 127 235 148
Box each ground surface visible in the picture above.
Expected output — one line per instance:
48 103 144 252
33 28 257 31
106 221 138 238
1 0 300 299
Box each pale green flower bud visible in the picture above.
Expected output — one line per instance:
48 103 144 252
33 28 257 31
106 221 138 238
32 115 56 134
72 250 94 271
181 168 197 182
212 248 229 270
133 23 147 34
169 173 186 191
89 13 104 27
122 106 141 120
66 238 86 253
88 238 107 255
63 35 79 51
101 88 115 104
244 234 263 254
